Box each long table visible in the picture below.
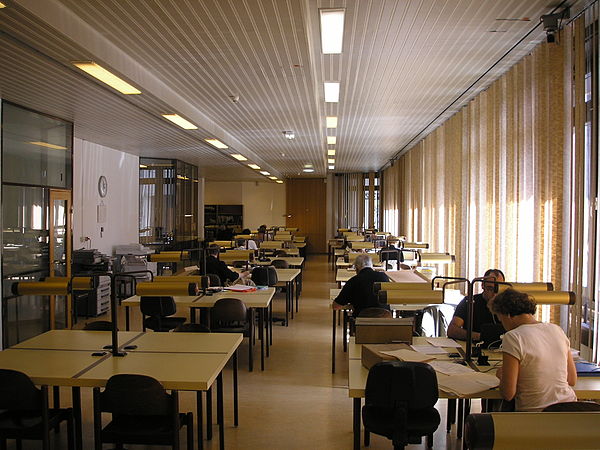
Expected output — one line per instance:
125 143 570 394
122 287 275 371
6 330 242 450
275 268 301 325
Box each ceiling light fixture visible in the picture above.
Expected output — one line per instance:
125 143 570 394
231 154 248 161
204 138 228 148
328 165 335 170
283 130 295 140
326 116 338 128
0 2 6 8
260 171 271 176
162 114 198 130
320 9 345 54
327 149 336 156
72 61 141 94
276 180 284 184
139 164 148 168
303 168 315 173
268 176 277 180
29 141 67 150
327 136 336 145
328 158 335 164
248 164 261 170
324 82 340 102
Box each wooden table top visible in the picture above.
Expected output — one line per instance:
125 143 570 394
194 287 275 308
11 330 142 351
122 295 200 307
275 268 301 282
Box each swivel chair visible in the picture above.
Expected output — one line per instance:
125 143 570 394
140 297 186 332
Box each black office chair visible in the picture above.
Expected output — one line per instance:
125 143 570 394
362 361 440 449
210 298 249 334
140 297 187 332
206 273 222 287
174 323 210 333
93 374 193 450
0 369 74 450
543 401 600 411
270 260 289 269
83 321 116 331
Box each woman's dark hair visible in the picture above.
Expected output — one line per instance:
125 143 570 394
491 288 537 316
242 228 251 234
484 268 505 280
208 244 220 256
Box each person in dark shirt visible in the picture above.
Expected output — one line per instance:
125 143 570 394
332 254 391 316
205 245 250 285
447 268 505 341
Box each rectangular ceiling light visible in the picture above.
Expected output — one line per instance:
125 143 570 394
231 154 247 161
139 164 148 168
327 136 336 145
29 141 67 150
260 171 271 176
320 9 345 54
268 176 277 180
326 116 338 128
248 164 261 170
328 165 335 170
72 61 141 94
276 180 284 184
328 158 335 164
0 2 6 8
327 149 336 156
324 82 340 102
204 138 228 148
162 114 198 130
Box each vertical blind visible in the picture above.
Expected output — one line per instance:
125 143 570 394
333 173 365 230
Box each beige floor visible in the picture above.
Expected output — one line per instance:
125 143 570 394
18 255 472 449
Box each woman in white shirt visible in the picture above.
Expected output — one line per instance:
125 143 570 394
491 288 577 411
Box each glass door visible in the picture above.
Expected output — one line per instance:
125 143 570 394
49 190 72 329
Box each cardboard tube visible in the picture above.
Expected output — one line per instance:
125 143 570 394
13 280 70 296
528 291 575 305
43 276 94 290
136 282 197 296
379 290 443 304
374 282 431 292
499 282 554 292
403 242 429 249
154 276 203 283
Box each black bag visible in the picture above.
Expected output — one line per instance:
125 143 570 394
251 266 278 286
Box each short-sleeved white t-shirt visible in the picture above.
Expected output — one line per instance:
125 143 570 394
502 322 576 411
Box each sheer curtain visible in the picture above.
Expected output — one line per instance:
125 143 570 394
333 173 365 230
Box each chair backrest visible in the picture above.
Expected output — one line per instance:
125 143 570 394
211 298 248 327
359 307 393 318
0 369 42 411
99 374 171 416
206 273 222 287
174 323 210 333
251 265 278 286
365 361 438 410
543 401 600 412
140 296 177 318
84 320 115 331
270 259 289 269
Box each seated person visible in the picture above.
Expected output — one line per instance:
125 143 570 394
257 224 268 242
492 288 576 411
206 244 250 285
239 229 258 250
447 269 505 341
332 254 390 316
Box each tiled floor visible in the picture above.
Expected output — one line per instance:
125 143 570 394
20 254 471 449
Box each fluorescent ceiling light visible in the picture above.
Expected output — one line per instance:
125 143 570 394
276 180 284 184
303 168 315 173
231 154 247 161
29 141 67 150
327 149 336 156
162 114 198 130
0 2 6 8
205 138 228 148
320 9 345 54
260 171 271 176
329 165 335 170
139 164 148 168
72 61 141 94
283 130 295 140
268 176 277 180
304 164 313 168
327 136 336 145
324 82 340 102
326 116 338 128
248 164 261 170
328 158 335 164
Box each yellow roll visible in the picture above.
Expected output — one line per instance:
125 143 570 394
374 282 431 292
403 242 429 249
528 291 575 305
13 280 70 296
234 234 253 239
136 281 197 296
499 282 554 292
420 254 455 264
154 276 202 283
379 290 443 304
43 276 95 290
149 253 186 262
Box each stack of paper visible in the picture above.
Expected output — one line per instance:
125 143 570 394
411 344 448 355
380 349 437 363
426 337 461 348
437 372 500 396
429 361 474 375
223 285 257 292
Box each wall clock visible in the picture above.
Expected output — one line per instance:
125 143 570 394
98 175 108 198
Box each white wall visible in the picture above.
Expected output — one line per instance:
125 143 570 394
73 138 139 255
204 181 286 230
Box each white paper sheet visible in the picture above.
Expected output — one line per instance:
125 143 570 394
426 337 461 348
429 361 474 375
437 372 500 396
411 345 448 355
380 349 436 363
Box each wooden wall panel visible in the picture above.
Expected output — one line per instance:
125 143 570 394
286 178 327 253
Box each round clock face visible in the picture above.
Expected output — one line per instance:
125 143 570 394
98 175 108 197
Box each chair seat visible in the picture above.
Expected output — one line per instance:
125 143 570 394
211 326 248 334
101 413 188 445
0 408 71 438
143 316 186 332
363 405 440 439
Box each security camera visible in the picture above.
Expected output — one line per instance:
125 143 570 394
541 9 569 44
229 95 240 104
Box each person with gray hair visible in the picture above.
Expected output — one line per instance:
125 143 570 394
332 253 390 316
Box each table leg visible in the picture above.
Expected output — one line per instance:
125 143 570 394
343 311 348 353
206 386 212 440
233 350 239 426
190 307 196 323
196 391 204 450
269 302 273 346
71 387 82 450
265 306 270 358
285 283 290 326
353 398 361 450
295 277 300 312
457 399 464 439
332 310 336 374
447 398 456 432
249 306 254 372
364 429 370 447
289 281 294 320
259 308 265 371
125 306 130 331
217 373 225 450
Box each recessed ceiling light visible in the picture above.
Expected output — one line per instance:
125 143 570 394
327 149 336 156
283 130 295 140
260 171 271 176
205 138 228 148
248 164 261 170
139 164 148 168
29 141 67 150
327 136 336 145
72 61 141 94
162 114 198 130
304 164 313 168
328 158 335 164
231 154 247 161
0 2 6 8
268 176 277 180
276 180 284 184
320 9 345 54
324 82 340 102
326 116 338 128
328 165 335 170
303 168 315 173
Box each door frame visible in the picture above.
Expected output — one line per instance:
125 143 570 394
49 189 72 329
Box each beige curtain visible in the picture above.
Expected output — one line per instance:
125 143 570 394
333 173 364 230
